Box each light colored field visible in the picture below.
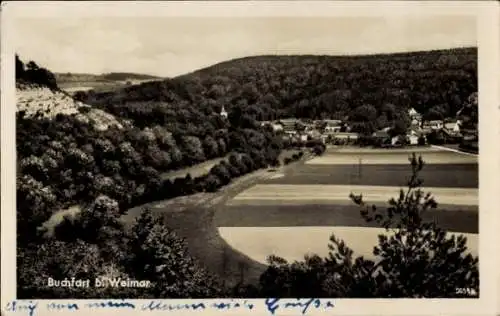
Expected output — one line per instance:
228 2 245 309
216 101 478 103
231 184 478 206
217 147 479 272
218 226 478 265
61 86 94 92
268 173 285 179
306 152 478 165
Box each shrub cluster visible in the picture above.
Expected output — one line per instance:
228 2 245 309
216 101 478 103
312 144 326 156
283 151 305 165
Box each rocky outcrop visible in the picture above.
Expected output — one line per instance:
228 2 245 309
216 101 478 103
16 85 128 131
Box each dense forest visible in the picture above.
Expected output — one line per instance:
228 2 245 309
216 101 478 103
76 47 477 135
16 47 478 299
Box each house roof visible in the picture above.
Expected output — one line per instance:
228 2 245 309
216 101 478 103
324 119 342 124
279 119 300 128
408 108 420 115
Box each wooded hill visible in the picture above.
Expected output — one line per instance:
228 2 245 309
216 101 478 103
76 47 477 135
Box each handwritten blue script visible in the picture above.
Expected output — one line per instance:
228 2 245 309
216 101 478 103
4 301 38 316
265 298 335 315
4 298 334 316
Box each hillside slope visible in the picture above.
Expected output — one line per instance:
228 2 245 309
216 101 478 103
17 55 283 244
77 47 477 134
185 47 477 118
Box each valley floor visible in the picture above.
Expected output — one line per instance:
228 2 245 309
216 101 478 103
213 146 478 285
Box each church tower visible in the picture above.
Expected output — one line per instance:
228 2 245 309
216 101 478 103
220 105 228 119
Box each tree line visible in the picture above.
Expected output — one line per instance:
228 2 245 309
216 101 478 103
16 55 58 90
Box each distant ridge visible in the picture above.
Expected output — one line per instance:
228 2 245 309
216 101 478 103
76 46 477 126
55 72 162 83
177 46 477 78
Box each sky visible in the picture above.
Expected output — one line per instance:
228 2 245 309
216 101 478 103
14 15 477 78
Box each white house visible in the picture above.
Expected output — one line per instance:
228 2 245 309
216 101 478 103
271 123 284 132
324 120 343 133
325 125 342 133
444 121 461 134
391 133 419 146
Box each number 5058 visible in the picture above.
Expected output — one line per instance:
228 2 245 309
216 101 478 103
455 288 478 296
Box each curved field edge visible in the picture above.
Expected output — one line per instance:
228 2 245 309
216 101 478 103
217 226 479 266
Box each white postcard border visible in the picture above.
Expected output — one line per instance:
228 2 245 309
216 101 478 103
2 2 499 315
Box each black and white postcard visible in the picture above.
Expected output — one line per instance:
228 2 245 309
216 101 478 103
1 1 499 316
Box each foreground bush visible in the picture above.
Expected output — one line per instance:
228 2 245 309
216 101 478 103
19 209 225 299
125 209 224 298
